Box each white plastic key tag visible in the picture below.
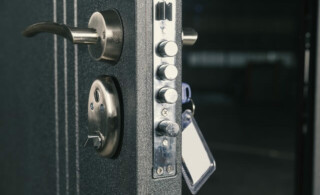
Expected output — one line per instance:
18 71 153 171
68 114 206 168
182 109 216 194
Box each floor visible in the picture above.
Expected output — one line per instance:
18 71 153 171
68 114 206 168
182 92 296 195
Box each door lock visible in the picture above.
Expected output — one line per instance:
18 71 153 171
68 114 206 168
87 76 122 158
22 10 123 63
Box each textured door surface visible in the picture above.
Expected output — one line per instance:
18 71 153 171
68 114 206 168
0 0 182 194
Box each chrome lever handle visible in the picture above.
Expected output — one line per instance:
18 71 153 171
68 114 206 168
22 10 123 62
22 22 99 44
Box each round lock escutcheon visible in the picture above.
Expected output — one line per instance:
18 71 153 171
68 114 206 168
88 10 123 62
88 76 122 158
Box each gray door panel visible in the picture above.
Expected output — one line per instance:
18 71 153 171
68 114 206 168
0 0 182 194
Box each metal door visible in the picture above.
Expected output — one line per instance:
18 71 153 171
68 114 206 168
0 0 182 194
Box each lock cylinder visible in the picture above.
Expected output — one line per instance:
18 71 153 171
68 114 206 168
158 120 180 137
87 76 122 158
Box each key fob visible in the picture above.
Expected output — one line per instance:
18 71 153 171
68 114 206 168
181 83 216 194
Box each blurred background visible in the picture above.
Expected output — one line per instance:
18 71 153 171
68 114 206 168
182 0 300 194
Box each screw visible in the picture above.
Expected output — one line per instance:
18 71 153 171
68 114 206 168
90 103 94 110
100 104 105 111
162 139 168 147
161 109 168 117
167 165 174 173
156 167 164 175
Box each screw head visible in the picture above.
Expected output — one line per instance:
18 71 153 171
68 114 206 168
161 108 168 117
162 139 169 147
157 167 164 175
100 104 105 111
167 165 174 173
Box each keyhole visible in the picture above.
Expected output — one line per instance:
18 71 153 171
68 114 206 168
94 89 100 103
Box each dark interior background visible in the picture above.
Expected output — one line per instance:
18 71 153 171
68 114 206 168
181 0 299 194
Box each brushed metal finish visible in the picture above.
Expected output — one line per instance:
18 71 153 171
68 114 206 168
158 88 178 104
88 76 121 158
182 28 198 46
153 0 178 179
22 9 123 63
157 64 178 80
158 41 178 57
88 10 123 62
22 22 99 44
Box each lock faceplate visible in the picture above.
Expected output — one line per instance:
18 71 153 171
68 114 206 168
153 0 179 178
87 76 122 158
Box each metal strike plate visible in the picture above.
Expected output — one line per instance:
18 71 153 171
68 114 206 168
153 0 179 178
87 76 122 158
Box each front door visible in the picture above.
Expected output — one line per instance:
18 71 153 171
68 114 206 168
0 0 182 194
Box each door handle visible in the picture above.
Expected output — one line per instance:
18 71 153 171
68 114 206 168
22 10 123 63
23 22 99 44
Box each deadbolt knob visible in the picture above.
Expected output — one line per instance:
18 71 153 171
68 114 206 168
158 120 180 137
158 41 178 57
158 64 178 80
158 88 178 104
